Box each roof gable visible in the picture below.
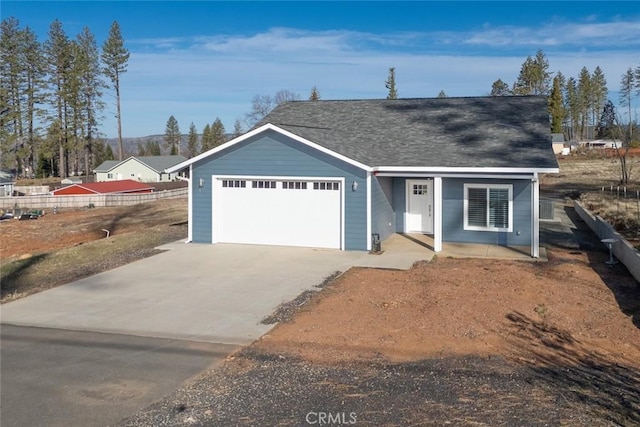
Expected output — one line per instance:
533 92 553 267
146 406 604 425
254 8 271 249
95 156 187 173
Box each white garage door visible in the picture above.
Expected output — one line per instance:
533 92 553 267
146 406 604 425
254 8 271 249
214 177 342 249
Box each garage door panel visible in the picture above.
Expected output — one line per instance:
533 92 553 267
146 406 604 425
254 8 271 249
215 178 342 249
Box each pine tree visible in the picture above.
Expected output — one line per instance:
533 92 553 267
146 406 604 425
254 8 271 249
620 68 635 141
76 27 105 177
385 67 397 99
577 67 592 139
590 66 607 131
309 85 320 101
200 123 212 153
596 100 617 140
187 122 199 158
565 77 579 141
101 21 129 161
164 115 181 155
104 143 115 160
211 118 226 148
20 26 46 176
513 50 550 95
44 19 72 178
490 79 511 96
549 74 565 133
437 90 447 98
232 119 243 138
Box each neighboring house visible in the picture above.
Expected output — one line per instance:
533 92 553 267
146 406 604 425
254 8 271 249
551 133 566 154
94 155 187 182
52 179 154 196
166 96 558 257
0 169 14 197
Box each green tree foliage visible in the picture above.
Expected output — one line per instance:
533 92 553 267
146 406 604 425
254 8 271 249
101 21 129 161
200 123 212 153
549 74 565 133
437 90 447 98
512 49 550 95
309 85 320 101
385 67 397 99
104 143 115 160
164 115 181 155
187 122 199 158
211 117 226 148
596 100 617 140
490 79 511 96
590 67 607 131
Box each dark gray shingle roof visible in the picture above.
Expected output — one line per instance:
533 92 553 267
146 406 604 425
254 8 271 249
93 160 120 172
257 96 558 169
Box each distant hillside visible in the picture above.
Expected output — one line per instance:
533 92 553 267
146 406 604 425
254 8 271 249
105 134 233 156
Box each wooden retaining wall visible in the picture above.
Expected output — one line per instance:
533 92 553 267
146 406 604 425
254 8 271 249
574 200 640 283
0 188 187 210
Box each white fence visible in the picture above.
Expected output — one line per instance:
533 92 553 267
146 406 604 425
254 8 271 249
0 188 187 210
574 201 640 282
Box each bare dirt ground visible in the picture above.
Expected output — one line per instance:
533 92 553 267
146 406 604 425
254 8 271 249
0 198 187 301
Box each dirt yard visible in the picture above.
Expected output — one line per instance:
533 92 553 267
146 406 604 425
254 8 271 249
0 198 188 301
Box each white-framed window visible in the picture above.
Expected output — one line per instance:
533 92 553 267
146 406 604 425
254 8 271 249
107 173 113 179
463 184 513 232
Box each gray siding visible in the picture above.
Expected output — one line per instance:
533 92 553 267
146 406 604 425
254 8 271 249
191 129 368 250
442 178 532 246
371 176 395 242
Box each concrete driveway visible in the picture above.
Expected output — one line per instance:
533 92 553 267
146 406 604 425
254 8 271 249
1 243 373 345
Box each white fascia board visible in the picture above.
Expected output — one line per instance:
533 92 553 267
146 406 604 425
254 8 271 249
166 123 373 174
375 172 538 180
373 166 559 174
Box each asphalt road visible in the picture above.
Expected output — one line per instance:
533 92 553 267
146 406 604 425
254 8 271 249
0 325 238 427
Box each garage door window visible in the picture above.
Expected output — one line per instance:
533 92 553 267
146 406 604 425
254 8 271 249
282 181 308 190
313 181 339 190
222 179 246 188
252 180 276 189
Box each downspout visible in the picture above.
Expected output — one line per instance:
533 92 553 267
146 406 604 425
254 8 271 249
176 170 193 243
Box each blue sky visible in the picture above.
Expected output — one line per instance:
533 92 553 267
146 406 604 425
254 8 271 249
4 1 640 138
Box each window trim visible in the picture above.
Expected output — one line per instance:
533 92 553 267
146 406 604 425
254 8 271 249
463 183 513 232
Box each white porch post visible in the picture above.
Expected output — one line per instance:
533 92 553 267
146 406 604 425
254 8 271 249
366 172 372 251
531 173 539 258
433 176 442 252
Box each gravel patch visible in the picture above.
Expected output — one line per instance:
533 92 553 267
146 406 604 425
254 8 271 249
120 350 611 427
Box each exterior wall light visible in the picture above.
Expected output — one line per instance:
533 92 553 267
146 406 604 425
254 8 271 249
199 178 204 188
352 181 358 191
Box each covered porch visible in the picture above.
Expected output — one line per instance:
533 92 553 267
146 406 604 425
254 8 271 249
370 172 542 258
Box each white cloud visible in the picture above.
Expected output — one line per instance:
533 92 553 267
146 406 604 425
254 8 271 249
114 21 640 137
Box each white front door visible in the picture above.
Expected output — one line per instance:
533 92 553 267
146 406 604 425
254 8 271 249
406 180 433 234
